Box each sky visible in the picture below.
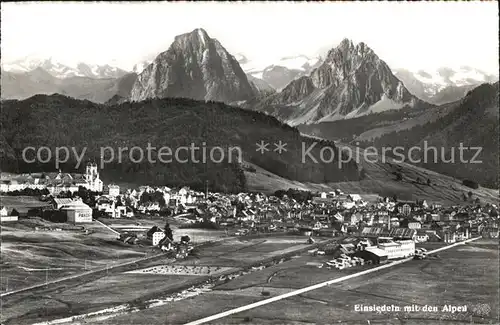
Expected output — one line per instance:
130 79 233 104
1 1 499 74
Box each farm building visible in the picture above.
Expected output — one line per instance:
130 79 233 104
389 228 416 241
146 226 167 246
299 227 313 236
332 243 357 257
360 227 416 241
0 206 18 222
315 228 338 237
360 226 386 238
353 249 388 264
52 198 76 210
443 231 458 243
415 230 429 242
152 232 166 246
60 200 93 223
0 216 18 222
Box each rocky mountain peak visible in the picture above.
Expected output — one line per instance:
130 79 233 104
130 28 255 103
172 28 211 51
325 39 376 66
252 39 423 125
338 38 354 50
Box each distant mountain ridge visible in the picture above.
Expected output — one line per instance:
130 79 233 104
394 66 498 104
2 57 128 79
1 68 137 103
129 28 256 103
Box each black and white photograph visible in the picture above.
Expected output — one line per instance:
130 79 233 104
0 1 498 324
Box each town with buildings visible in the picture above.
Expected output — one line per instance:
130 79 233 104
1 2 498 324
1 163 498 264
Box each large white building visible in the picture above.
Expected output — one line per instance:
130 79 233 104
366 238 415 259
0 163 104 194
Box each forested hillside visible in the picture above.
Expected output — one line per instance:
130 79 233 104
0 95 360 192
361 82 499 188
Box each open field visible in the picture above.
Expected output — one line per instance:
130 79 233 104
0 235 324 325
77 239 499 325
0 218 153 293
214 239 500 325
0 195 51 213
416 242 449 251
97 217 228 243
175 236 319 268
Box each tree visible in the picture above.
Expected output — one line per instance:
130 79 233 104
426 178 431 186
463 179 479 189
164 222 173 241
462 193 468 202
392 194 398 202
416 177 422 184
467 191 473 199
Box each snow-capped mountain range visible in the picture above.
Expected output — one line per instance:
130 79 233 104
2 56 129 79
237 54 321 78
235 54 322 91
4 50 496 106
394 67 498 104
2 28 497 116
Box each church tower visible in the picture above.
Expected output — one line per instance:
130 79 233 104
85 162 103 192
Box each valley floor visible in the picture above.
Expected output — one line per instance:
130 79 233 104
3 237 497 325
0 235 327 325
93 239 499 325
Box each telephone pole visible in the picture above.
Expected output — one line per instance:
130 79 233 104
205 180 208 199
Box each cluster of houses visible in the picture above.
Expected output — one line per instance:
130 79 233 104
78 184 500 245
122 186 203 214
178 190 498 242
1 163 498 243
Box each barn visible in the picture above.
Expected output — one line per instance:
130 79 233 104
354 248 388 264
